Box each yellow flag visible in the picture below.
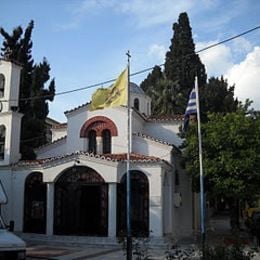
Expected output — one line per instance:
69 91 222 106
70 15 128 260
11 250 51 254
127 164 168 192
90 68 128 110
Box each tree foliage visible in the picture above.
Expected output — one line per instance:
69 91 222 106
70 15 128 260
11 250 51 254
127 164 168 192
200 76 239 122
183 108 260 200
140 12 240 117
141 12 207 115
164 12 207 113
0 20 55 159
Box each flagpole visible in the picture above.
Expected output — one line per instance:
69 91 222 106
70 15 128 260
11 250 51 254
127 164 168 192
195 76 205 258
126 50 132 260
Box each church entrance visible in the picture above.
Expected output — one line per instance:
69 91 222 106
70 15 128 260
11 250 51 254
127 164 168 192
54 166 108 236
117 171 149 237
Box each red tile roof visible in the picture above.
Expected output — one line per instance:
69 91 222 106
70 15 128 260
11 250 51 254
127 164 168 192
34 136 67 151
16 152 165 166
134 132 172 146
64 102 90 114
51 123 67 129
146 115 184 122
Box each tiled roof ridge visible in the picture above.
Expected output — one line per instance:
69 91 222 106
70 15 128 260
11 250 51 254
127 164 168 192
147 114 184 121
133 132 172 146
64 102 90 114
34 136 67 151
51 123 67 129
16 152 164 166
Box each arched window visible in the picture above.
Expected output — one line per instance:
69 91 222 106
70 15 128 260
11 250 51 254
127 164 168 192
88 130 96 154
134 98 139 111
0 74 5 98
102 129 111 154
117 171 149 237
23 172 47 233
0 125 6 160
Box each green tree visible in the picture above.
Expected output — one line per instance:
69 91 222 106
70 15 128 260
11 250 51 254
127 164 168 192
140 65 163 93
200 76 239 122
184 108 260 229
141 12 207 115
164 12 207 113
0 21 55 159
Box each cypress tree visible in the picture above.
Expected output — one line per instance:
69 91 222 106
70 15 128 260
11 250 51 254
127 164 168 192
164 12 207 114
0 20 55 159
141 12 207 115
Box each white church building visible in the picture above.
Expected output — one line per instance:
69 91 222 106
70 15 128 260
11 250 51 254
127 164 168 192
0 59 193 245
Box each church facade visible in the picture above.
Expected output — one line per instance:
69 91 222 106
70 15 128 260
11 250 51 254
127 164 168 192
0 59 192 245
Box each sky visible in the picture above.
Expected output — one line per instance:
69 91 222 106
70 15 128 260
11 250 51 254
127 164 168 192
1 0 260 122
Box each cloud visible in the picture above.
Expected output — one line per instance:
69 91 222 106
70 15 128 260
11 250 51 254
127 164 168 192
119 0 195 28
196 39 260 110
226 46 260 110
196 36 254 77
197 41 234 77
230 37 253 55
148 44 167 64
58 0 197 30
55 0 117 31
71 0 116 16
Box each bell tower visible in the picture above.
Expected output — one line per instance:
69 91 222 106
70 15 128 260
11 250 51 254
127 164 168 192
0 59 23 165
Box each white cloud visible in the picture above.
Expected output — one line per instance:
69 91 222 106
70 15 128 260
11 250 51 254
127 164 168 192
59 0 197 30
72 0 116 16
119 0 195 28
230 37 253 56
56 0 117 31
197 41 234 77
148 44 167 64
226 46 260 110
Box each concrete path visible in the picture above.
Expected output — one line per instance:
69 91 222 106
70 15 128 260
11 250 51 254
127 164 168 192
25 213 260 259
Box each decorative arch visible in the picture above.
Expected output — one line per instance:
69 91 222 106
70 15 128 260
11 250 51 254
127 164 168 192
23 172 47 234
0 125 6 160
117 170 149 237
54 166 108 236
80 116 118 137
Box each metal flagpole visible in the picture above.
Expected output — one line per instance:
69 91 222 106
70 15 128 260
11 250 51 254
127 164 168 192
195 76 205 258
126 50 132 260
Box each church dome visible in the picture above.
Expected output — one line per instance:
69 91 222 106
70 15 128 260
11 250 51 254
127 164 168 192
130 82 145 95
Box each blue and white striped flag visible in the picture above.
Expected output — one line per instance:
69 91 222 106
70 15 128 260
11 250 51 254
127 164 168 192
183 87 197 132
185 87 197 116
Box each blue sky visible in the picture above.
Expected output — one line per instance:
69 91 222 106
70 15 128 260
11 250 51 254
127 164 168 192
1 0 260 122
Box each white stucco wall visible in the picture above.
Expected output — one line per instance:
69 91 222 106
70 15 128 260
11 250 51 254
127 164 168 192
0 168 29 232
42 156 119 183
131 111 145 134
163 169 173 235
172 156 193 239
51 128 67 142
0 112 22 165
132 135 172 162
0 60 21 111
0 168 12 224
65 106 129 154
130 92 151 116
144 121 183 147
36 138 67 159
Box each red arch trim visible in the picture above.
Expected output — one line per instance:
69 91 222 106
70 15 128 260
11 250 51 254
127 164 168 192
80 116 118 137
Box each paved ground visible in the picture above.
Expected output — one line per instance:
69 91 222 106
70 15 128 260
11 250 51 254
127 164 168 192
25 214 260 259
26 244 125 259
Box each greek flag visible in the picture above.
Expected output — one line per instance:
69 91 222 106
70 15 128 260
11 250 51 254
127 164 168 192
185 87 197 116
183 87 197 132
